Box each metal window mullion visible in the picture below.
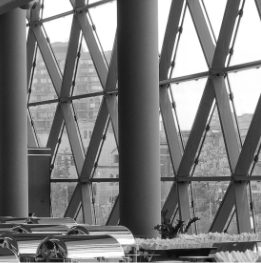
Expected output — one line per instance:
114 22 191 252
159 0 186 221
105 34 118 92
106 96 118 149
32 25 62 94
226 1 245 67
177 79 215 177
81 183 93 224
169 90 185 151
64 183 82 218
103 35 119 224
87 11 108 67
106 195 119 225
255 0 261 19
208 0 248 233
60 16 82 98
61 103 85 176
226 76 242 147
77 12 107 88
212 77 240 171
159 0 185 80
160 87 182 173
211 0 242 69
33 23 62 95
46 104 64 158
210 183 235 232
27 27 37 87
50 122 65 170
27 112 38 147
162 182 179 220
178 183 191 231
80 99 110 179
234 94 261 175
160 71 209 86
234 182 251 232
187 0 215 67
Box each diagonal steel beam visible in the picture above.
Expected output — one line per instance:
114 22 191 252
31 25 62 95
60 16 81 98
209 0 250 232
159 0 185 220
64 183 82 218
159 0 184 80
61 103 85 176
177 79 215 176
187 0 215 67
106 195 119 225
211 0 241 69
80 99 109 179
234 86 261 175
212 77 240 170
27 111 37 147
77 12 107 88
210 183 235 232
27 27 37 88
46 104 64 157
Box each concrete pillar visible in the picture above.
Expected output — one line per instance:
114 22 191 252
0 8 28 216
117 0 161 238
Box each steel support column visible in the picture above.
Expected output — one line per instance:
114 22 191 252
0 8 28 216
118 0 160 238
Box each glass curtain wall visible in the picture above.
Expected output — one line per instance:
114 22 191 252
27 0 261 232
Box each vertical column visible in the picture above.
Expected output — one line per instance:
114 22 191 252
0 8 28 216
118 0 160 237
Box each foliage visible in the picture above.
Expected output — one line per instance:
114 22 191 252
154 209 200 239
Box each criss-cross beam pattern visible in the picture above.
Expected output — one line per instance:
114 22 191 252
26 0 261 232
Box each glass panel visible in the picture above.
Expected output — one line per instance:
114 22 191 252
51 126 78 179
161 182 173 208
171 8 208 78
158 0 172 53
230 0 261 66
193 108 231 177
29 104 57 147
251 181 261 232
72 96 103 152
92 182 119 225
76 206 84 224
88 0 100 4
225 210 238 234
43 15 73 73
192 181 229 233
73 40 103 95
51 182 77 217
250 137 261 176
170 78 207 147
203 0 227 40
228 68 261 144
160 115 175 177
88 2 117 63
93 121 119 179
42 0 73 19
29 50 58 103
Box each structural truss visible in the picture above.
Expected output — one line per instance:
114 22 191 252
26 0 261 233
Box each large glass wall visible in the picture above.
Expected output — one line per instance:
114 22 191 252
27 0 261 232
